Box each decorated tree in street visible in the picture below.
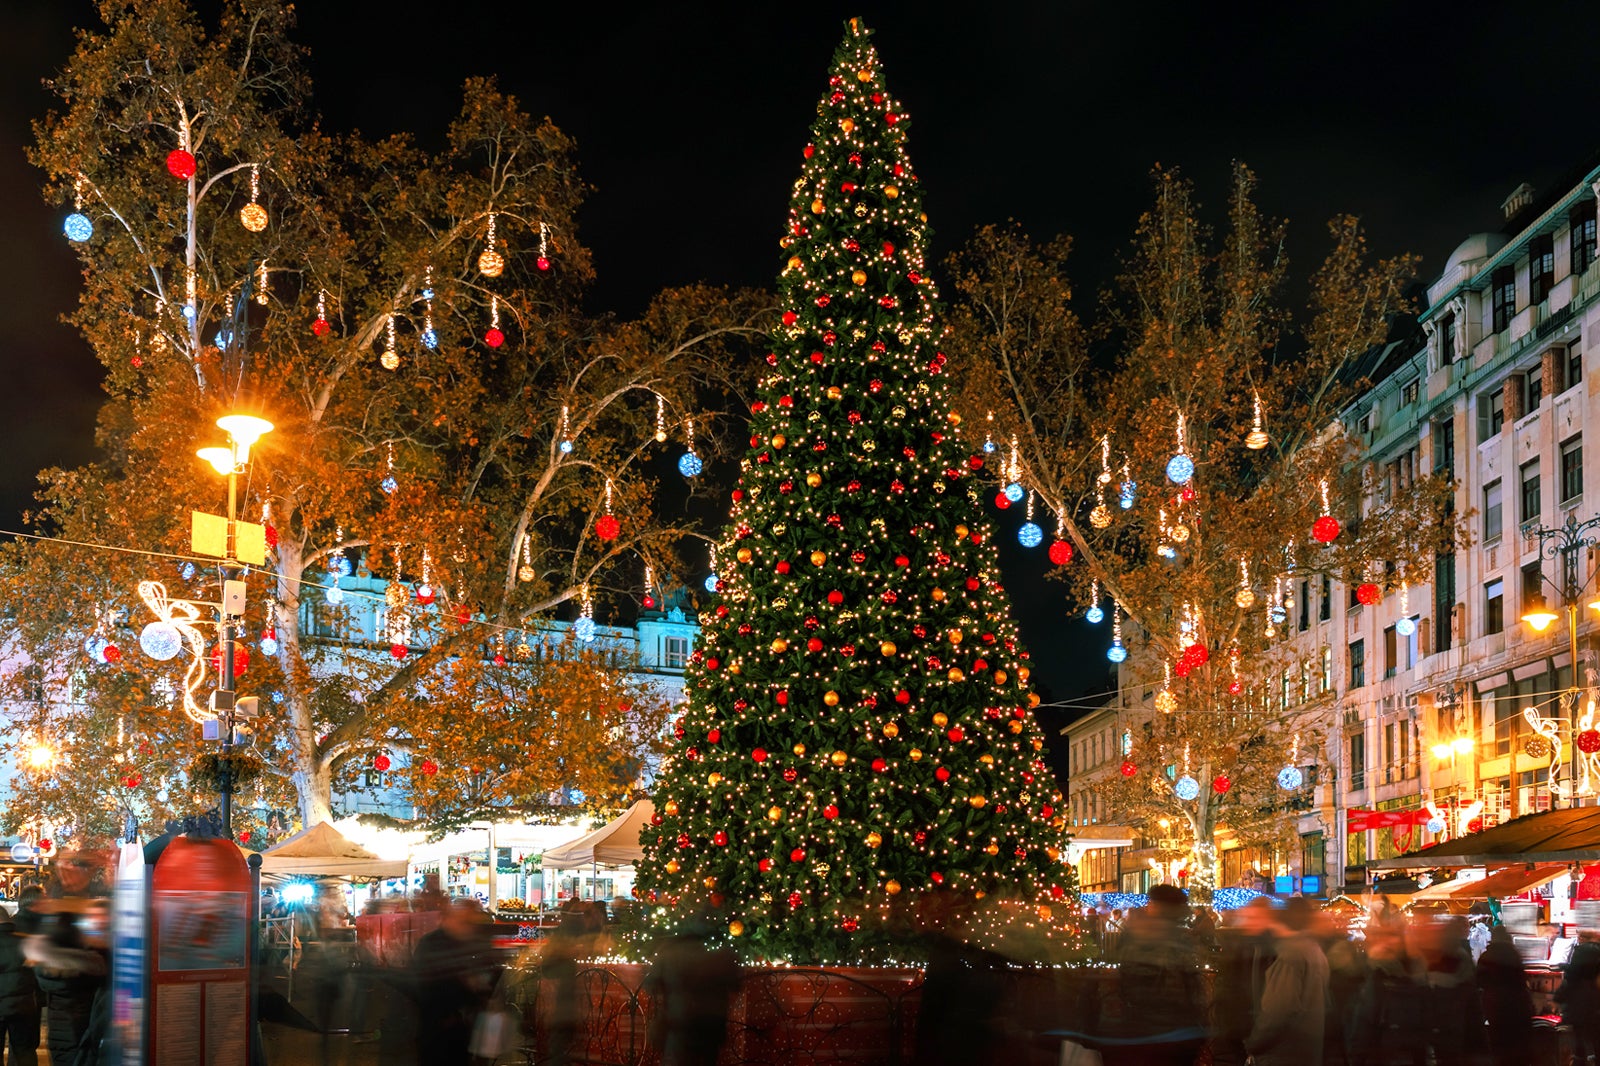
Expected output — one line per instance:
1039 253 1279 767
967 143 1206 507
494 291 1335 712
635 20 1071 964
944 173 1465 894
2 0 763 843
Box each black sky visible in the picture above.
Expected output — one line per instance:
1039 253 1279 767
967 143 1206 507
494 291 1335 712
2 1 1598 719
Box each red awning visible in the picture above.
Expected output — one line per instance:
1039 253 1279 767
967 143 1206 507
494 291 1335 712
1445 864 1565 899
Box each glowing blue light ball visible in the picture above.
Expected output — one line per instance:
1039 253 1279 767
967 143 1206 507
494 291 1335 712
559 440 574 454
1107 641 1127 663
380 475 398 495
180 562 196 581
420 327 438 350
1174 775 1201 801
326 585 344 605
337 557 353 577
1277 765 1304 790
1085 605 1104 624
1397 617 1416 637
260 635 279 656
1017 521 1043 548
183 304 197 321
1158 545 1177 559
679 452 704 478
139 621 183 662
1119 481 1137 509
1166 453 1195 484
63 213 93 242
983 441 996 453
704 574 719 593
1268 605 1287 626
1426 817 1446 834
1004 482 1025 503
574 616 596 643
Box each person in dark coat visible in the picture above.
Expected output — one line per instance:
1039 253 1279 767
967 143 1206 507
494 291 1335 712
0 900 40 1066
1348 922 1423 1066
1107 884 1206 1066
644 919 740 1066
1558 930 1600 1063
911 890 1007 1066
411 898 499 1066
1243 898 1330 1066
1415 917 1479 1066
25 855 107 1066
1212 897 1277 1065
1477 925 1534 1066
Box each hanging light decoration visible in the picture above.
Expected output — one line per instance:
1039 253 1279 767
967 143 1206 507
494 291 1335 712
1097 435 1113 486
536 220 552 271
1174 745 1199 800
1246 391 1269 450
654 395 669 443
478 211 505 277
704 544 720 593
574 584 596 642
1120 758 1138 777
1017 490 1043 547
1397 580 1416 636
1311 479 1341 543
1268 577 1287 628
559 405 574 454
1166 412 1195 484
1085 579 1104 624
1356 582 1382 606
1048 509 1073 566
254 259 270 306
484 295 504 348
1235 558 1256 609
1090 485 1112 530
595 479 621 541
381 442 398 494
642 564 657 610
1003 435 1024 501
415 550 436 605
679 418 704 478
380 314 400 370
1277 734 1305 790
1156 508 1176 558
517 534 535 583
420 266 438 349
239 164 268 232
312 289 330 337
982 411 996 454
63 176 92 242
1106 608 1127 663
1227 645 1243 695
1119 458 1136 510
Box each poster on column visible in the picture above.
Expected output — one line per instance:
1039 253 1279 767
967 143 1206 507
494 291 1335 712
111 840 148 1066
149 836 251 1066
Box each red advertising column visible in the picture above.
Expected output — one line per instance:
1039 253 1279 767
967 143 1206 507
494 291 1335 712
148 836 252 1066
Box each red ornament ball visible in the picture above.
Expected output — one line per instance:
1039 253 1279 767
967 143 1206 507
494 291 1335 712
264 524 280 548
930 871 944 885
420 759 438 776
415 586 437 606
642 595 656 610
822 804 839 820
827 590 844 605
390 643 408 660
123 773 141 788
758 858 772 872
102 644 122 664
1580 730 1600 754
166 149 196 180
1120 760 1138 778
208 644 249 674
1212 775 1232 794
790 848 806 863
1311 514 1341 544
1048 540 1074 566
373 754 392 772
934 767 951 782
536 256 551 271
752 748 769 763
311 318 330 337
455 605 472 625
36 840 51 855
1356 582 1382 606
994 492 1011 510
872 757 888 772
1228 679 1244 696
713 831 728 846
595 514 621 541
484 328 505 348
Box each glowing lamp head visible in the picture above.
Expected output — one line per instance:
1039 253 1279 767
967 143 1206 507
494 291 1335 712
197 447 236 476
1452 736 1475 754
217 413 274 455
1431 742 1454 760
1523 600 1559 631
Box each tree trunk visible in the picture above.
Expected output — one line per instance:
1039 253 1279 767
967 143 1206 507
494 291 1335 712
271 528 337 828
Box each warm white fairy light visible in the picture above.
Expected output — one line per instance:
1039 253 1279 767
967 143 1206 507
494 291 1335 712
137 581 212 723
655 394 668 443
255 259 269 305
380 313 399 370
518 534 534 583
1097 435 1112 485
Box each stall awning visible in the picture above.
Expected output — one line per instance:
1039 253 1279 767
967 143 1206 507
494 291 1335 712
1371 807 1600 869
1446 864 1564 899
540 800 653 869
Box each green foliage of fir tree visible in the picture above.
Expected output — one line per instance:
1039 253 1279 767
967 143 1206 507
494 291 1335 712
635 19 1073 965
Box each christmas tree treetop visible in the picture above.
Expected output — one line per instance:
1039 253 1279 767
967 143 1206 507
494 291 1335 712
635 18 1074 964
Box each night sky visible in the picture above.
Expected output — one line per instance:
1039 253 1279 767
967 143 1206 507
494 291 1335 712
2 1 1597 722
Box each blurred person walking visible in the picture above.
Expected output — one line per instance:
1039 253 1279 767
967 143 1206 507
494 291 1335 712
1212 897 1277 1066
1348 921 1424 1066
412 898 500 1066
1105 884 1205 1065
1557 929 1600 1064
1476 925 1533 1066
0 890 39 1066
1414 917 1479 1066
1242 898 1329 1066
24 854 108 1066
644 917 740 1066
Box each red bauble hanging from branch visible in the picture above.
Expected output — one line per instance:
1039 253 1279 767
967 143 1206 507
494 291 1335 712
1212 775 1232 794
1311 478 1340 543
166 149 196 180
1120 760 1138 777
1356 583 1382 606
419 758 439 776
1048 539 1073 566
390 643 408 660
596 514 620 541
373 754 392 772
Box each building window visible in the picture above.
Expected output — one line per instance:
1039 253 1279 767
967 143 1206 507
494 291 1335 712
1478 388 1505 442
1321 646 1333 693
1350 732 1366 791
1320 575 1332 622
1282 667 1294 709
1525 370 1543 413
1435 417 1455 478
1435 553 1456 653
1401 378 1420 406
1520 461 1541 527
1530 233 1555 305
1563 436 1584 504
1301 661 1313 701
1523 561 1544 613
1485 578 1505 635
1298 580 1310 632
1483 480 1503 542
1439 313 1457 366
663 635 689 669
1384 625 1398 679
1570 346 1585 389
1492 266 1516 332
1573 204 1597 275
1349 639 1365 689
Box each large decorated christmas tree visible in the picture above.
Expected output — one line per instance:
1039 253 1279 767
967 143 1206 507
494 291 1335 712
635 19 1070 963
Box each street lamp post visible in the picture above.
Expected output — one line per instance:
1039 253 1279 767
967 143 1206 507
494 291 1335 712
1519 513 1600 807
197 413 273 838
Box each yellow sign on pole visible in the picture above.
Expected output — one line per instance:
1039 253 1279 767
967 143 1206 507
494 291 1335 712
190 512 268 566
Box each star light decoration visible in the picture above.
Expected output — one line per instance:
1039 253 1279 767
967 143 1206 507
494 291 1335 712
636 19 1069 959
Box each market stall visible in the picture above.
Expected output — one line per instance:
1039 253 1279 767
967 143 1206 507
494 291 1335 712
540 800 652 904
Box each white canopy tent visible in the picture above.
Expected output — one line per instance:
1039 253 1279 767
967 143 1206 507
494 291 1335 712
258 820 408 879
540 800 654 869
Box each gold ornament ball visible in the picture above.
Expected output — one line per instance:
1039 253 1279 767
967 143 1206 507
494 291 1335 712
884 185 899 199
1032 739 1044 751
810 551 827 566
1009 720 1024 734
830 750 849 767
478 248 505 278
932 712 949 728
1018 666 1031 682
1089 504 1112 529
865 831 882 848
811 198 826 215
947 412 961 426
840 117 855 133
1037 905 1053 921
884 879 902 896
239 202 268 232
856 67 872 81
655 430 668 443
787 256 803 270
1172 523 1191 543
880 641 897 657
823 690 840 706
380 349 400 371
826 386 843 400
1235 588 1257 609
954 524 969 539
708 772 722 786
984 843 1000 855
728 664 741 675
1046 847 1061 861
947 667 965 682
771 638 789 653
665 859 679 874
703 876 717 889
729 920 745 937
1246 428 1269 450
664 800 680 816
909 748 923 761
767 806 783 822
931 588 946 602
882 721 899 738
1028 692 1041 708
736 547 754 563
386 583 408 607
969 795 987 808
993 669 1008 685
852 270 868 285
1155 690 1179 713
793 743 807 756
771 433 786 448
979 754 995 766
947 629 963 644
806 472 822 488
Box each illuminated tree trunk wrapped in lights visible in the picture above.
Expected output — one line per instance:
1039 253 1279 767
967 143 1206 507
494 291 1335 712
635 19 1073 964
